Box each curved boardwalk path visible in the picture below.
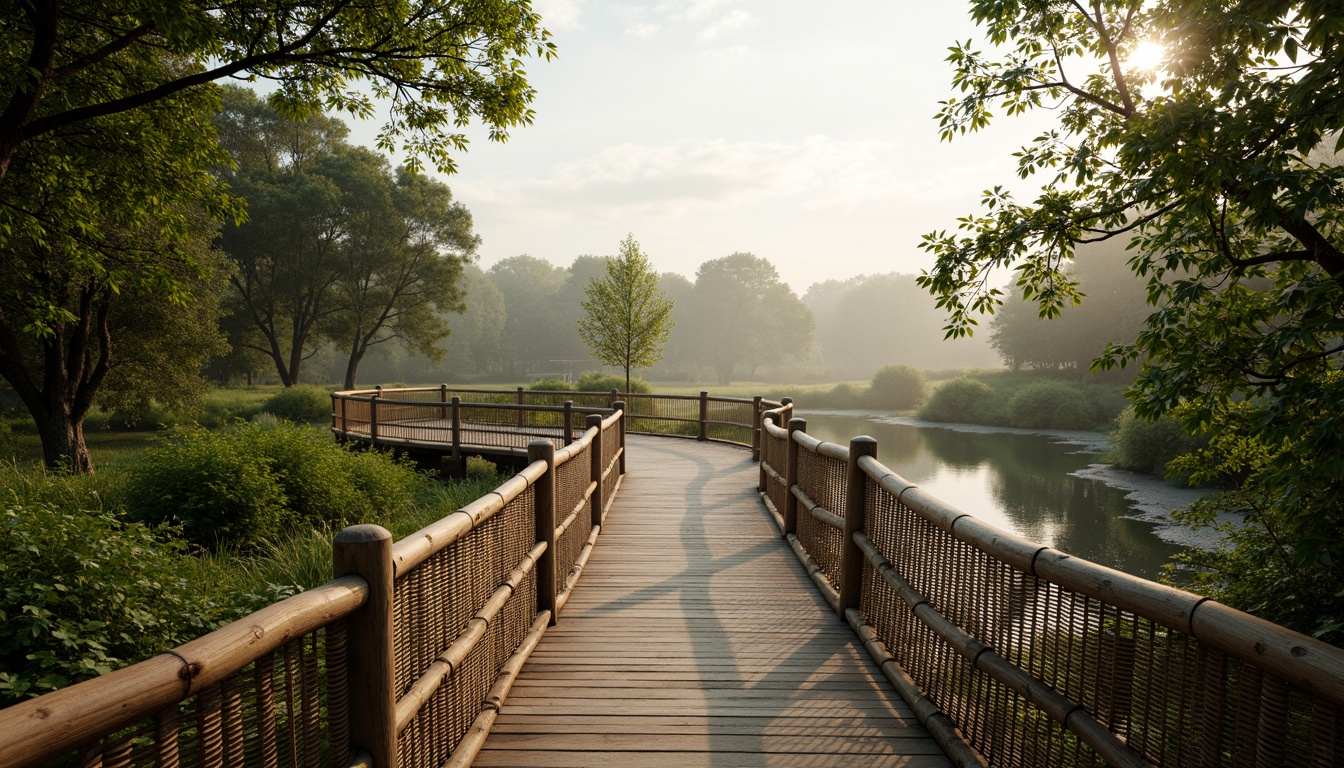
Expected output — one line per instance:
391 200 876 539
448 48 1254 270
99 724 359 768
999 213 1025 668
475 436 951 768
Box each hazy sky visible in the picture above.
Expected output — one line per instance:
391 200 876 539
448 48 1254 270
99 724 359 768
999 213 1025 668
348 1 1051 292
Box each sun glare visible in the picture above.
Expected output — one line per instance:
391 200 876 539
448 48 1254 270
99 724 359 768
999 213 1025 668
1127 40 1166 72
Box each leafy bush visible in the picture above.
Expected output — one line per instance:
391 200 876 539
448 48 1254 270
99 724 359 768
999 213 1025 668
1007 380 1096 429
528 377 575 392
0 503 223 701
124 424 420 551
261 385 332 424
1108 407 1206 476
576 371 652 393
122 429 289 549
867 365 927 411
918 377 994 423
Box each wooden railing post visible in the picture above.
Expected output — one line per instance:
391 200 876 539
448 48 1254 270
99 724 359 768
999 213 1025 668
609 387 618 407
516 386 525 428
333 524 396 768
450 396 462 461
529 440 558 625
439 383 448 420
840 436 878 617
369 393 380 447
751 395 763 461
587 413 604 528
698 391 709 441
563 400 574 445
784 417 805 536
331 393 339 433
612 401 626 474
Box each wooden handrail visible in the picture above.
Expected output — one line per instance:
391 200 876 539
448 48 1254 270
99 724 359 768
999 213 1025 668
759 408 1344 767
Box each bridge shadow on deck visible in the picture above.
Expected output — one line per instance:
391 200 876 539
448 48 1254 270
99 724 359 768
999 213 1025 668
474 436 951 768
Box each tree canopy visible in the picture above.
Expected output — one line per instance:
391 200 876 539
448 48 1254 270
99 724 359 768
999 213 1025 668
0 0 553 470
919 1 1344 637
217 89 476 388
578 235 674 392
683 254 813 385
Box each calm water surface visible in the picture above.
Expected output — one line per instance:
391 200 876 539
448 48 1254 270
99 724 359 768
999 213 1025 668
798 412 1182 580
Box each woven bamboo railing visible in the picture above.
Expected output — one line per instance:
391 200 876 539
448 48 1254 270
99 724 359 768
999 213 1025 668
758 406 1344 768
332 386 778 462
0 400 625 768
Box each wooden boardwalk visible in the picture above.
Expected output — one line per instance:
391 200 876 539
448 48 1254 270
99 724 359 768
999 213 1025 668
476 436 951 768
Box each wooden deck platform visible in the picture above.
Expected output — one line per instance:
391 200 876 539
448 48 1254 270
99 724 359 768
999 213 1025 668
476 436 951 768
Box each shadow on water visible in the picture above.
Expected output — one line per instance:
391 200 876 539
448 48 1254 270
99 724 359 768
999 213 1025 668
799 413 1181 580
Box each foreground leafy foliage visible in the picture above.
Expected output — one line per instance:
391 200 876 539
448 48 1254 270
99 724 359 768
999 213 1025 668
920 1 1344 637
0 502 224 701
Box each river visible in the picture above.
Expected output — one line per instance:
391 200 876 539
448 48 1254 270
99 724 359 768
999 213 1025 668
796 411 1209 581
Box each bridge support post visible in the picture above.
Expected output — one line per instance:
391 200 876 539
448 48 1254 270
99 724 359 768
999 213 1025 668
612 401 626 475
368 393 380 448
698 391 709 441
451 397 462 462
333 524 397 768
563 400 574 445
840 436 878 617
784 418 805 536
751 395 763 462
439 383 448 419
530 440 558 626
588 414 604 527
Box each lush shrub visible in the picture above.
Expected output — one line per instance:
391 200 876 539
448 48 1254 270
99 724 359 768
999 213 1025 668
0 503 223 701
528 377 576 392
867 365 927 411
1007 380 1096 429
1109 407 1207 476
919 377 994 423
122 429 290 549
124 424 420 551
261 385 332 424
576 371 652 394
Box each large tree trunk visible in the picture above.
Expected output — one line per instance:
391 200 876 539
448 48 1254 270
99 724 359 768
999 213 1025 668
37 406 94 474
0 286 110 473
343 334 365 390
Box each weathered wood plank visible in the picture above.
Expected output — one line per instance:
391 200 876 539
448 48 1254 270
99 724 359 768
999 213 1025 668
478 436 951 767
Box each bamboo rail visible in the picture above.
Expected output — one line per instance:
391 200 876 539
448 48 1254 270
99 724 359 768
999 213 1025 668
0 395 626 768
759 415 1344 768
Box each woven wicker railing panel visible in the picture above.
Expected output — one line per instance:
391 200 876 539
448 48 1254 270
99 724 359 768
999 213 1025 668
861 475 1344 767
77 628 348 768
600 426 620 506
555 444 593 583
795 447 845 586
392 485 535 697
620 395 699 437
762 428 788 515
368 402 453 445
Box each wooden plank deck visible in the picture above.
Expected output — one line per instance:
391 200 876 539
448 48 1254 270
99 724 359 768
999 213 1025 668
476 436 951 768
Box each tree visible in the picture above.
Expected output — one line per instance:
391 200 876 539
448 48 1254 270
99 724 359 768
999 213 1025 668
804 273 998 378
217 91 477 388
683 254 813 384
221 141 351 386
918 2 1344 636
578 235 674 392
989 241 1150 372
439 265 508 376
0 54 233 471
0 1 553 471
325 158 478 389
489 256 568 376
